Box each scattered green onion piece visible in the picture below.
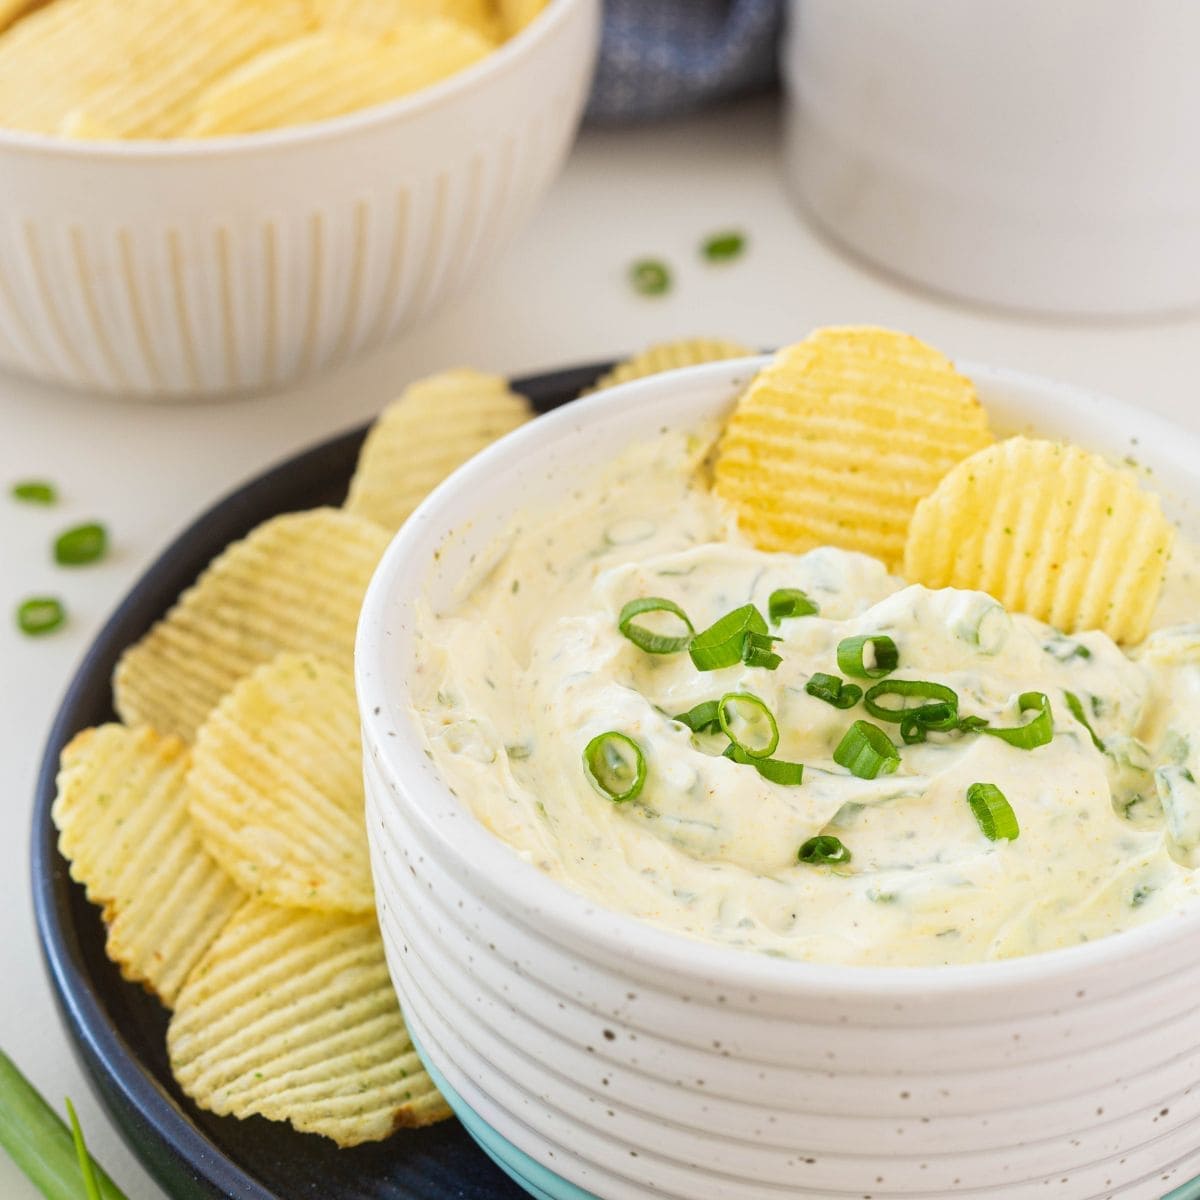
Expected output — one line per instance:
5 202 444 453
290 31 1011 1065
700 230 746 262
582 732 646 803
1064 690 1105 753
54 522 107 566
11 480 56 504
982 691 1054 750
805 672 862 710
797 835 851 866
629 258 671 296
723 743 804 785
742 630 783 670
833 720 900 779
863 679 958 726
688 603 768 671
673 700 722 734
768 588 818 622
956 715 990 733
16 596 65 637
966 782 1020 841
836 634 899 679
66 1099 102 1200
717 692 779 759
0 1050 129 1200
617 596 694 655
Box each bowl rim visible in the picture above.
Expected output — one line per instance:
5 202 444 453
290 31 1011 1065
357 354 1200 1001
0 0 589 160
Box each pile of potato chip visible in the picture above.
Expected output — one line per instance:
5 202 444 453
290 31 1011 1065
0 0 547 139
52 327 1175 1146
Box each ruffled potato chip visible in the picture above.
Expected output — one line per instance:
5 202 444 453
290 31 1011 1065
904 436 1174 644
714 326 992 568
496 0 547 37
168 899 450 1145
113 508 388 742
313 0 499 41
345 368 532 533
188 653 372 913
52 724 243 1006
588 337 755 394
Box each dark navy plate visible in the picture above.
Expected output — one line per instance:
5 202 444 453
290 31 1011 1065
31 361 610 1200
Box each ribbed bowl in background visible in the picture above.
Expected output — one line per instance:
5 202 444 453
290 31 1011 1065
0 0 598 400
358 359 1200 1199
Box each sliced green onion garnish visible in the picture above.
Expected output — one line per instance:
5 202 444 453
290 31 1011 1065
982 691 1054 750
700 230 746 262
688 603 768 671
797 835 851 865
836 634 898 679
54 522 107 566
11 479 56 504
630 258 671 296
16 596 65 637
1064 690 1105 753
723 743 804 785
66 1099 102 1200
742 630 783 670
956 715 990 733
966 782 1020 841
863 679 958 726
899 702 958 744
768 588 818 622
833 720 900 779
582 732 646 803
717 692 779 759
617 596 694 655
805 672 862 710
673 700 722 734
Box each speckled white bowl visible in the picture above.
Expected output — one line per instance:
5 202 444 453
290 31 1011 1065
357 358 1200 1199
0 0 598 399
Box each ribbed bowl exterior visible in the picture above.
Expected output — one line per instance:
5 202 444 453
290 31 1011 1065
0 0 597 399
358 361 1200 1199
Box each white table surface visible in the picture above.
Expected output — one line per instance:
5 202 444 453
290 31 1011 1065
2 95 1199 1200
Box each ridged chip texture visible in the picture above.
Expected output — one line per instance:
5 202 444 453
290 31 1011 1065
713 326 993 567
0 0 41 34
0 0 312 136
588 337 756 394
113 508 388 742
52 725 243 1007
313 0 499 40
904 436 1175 644
185 21 492 136
189 653 372 913
168 898 450 1145
344 368 533 533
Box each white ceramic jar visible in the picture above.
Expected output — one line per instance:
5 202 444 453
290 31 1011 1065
782 1 1200 318
357 359 1200 1198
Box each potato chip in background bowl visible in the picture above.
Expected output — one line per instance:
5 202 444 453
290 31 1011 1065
0 0 599 399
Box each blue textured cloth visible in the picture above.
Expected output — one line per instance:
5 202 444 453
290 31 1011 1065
586 0 784 123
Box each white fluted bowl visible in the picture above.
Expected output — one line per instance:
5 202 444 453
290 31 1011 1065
357 358 1200 1199
0 0 598 400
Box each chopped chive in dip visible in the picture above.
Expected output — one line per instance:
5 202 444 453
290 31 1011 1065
717 692 780 759
836 634 899 679
16 596 65 636
1064 690 1105 753
689 603 779 671
617 596 694 654
805 672 862 710
966 782 1019 841
629 258 671 296
724 742 804 785
798 834 851 866
11 479 56 505
54 522 108 566
982 691 1054 750
768 588 818 623
834 720 900 779
582 732 646 803
700 230 747 263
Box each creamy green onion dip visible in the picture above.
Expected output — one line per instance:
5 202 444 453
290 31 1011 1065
411 425 1200 966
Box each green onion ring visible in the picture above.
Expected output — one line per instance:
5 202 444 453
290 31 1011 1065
966 782 1020 841
797 835 852 865
863 679 958 726
805 672 862 710
982 691 1054 750
833 720 900 779
582 732 646 803
11 480 56 505
768 588 819 622
53 522 107 566
16 596 65 637
724 743 804 785
717 692 780 759
630 258 671 296
836 634 899 679
689 604 769 671
618 596 694 655
673 700 722 734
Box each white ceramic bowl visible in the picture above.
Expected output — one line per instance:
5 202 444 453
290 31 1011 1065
357 358 1200 1199
0 0 598 400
